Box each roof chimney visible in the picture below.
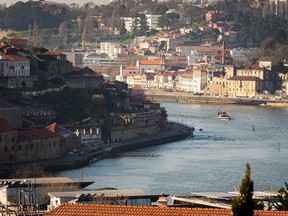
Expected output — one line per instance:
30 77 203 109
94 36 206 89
157 194 168 207
222 42 225 65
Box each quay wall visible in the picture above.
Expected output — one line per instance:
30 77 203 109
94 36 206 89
109 126 193 154
0 123 193 177
145 92 288 106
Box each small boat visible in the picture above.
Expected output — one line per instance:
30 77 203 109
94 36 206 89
217 111 231 120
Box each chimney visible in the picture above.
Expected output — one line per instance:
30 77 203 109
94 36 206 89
222 41 225 65
157 194 168 207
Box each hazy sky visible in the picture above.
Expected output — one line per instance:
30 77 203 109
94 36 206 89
2 0 111 7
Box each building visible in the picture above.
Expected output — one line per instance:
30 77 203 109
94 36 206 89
0 177 94 210
227 76 263 97
48 189 151 210
83 53 124 71
36 51 73 75
62 51 83 67
9 36 28 49
0 98 22 128
178 72 194 92
0 119 80 164
100 42 124 58
44 203 288 216
136 59 165 73
0 53 37 88
145 14 161 30
68 67 103 89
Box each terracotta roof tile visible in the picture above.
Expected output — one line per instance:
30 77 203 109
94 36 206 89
139 60 161 65
45 203 288 216
18 128 58 141
3 54 29 61
123 66 138 70
10 36 28 41
41 51 64 56
0 118 16 133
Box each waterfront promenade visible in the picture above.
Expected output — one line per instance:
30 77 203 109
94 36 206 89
145 90 288 107
0 122 194 177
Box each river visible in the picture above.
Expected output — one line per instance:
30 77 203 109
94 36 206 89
57 102 288 195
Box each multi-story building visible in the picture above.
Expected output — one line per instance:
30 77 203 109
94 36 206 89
0 119 80 164
157 35 184 51
0 98 22 128
154 72 175 90
145 14 161 30
0 53 37 88
177 72 194 92
100 42 124 58
136 59 165 73
236 66 272 92
227 76 263 97
63 50 83 67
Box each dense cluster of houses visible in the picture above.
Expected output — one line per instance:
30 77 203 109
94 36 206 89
0 37 170 165
115 46 287 98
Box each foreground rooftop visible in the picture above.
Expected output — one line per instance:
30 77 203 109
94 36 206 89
44 203 288 216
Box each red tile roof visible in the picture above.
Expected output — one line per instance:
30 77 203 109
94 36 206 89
10 36 28 41
123 66 138 70
139 59 161 65
45 203 288 216
18 128 58 141
3 54 29 61
47 123 57 133
41 51 64 56
0 118 16 133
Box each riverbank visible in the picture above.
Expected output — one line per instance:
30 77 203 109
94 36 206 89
145 90 288 107
0 122 194 178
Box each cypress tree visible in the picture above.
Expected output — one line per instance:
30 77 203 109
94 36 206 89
231 163 254 216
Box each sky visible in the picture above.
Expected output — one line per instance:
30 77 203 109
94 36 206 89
2 0 111 7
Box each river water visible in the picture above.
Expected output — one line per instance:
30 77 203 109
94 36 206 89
57 102 288 195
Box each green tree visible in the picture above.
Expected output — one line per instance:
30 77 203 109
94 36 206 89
138 14 149 36
232 163 254 216
274 182 288 210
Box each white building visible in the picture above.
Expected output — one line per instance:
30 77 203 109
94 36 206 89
230 47 248 63
178 73 194 92
63 50 83 67
100 42 124 58
83 53 123 69
122 17 137 32
0 53 30 77
0 53 37 88
136 59 165 73
145 14 161 30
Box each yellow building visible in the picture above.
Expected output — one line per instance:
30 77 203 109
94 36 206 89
227 76 263 97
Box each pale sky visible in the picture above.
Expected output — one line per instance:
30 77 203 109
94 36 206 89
2 0 111 7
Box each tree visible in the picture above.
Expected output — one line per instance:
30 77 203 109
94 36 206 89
157 12 180 30
138 14 149 36
231 163 254 216
274 182 288 210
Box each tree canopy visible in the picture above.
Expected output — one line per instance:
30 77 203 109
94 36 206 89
231 163 254 216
